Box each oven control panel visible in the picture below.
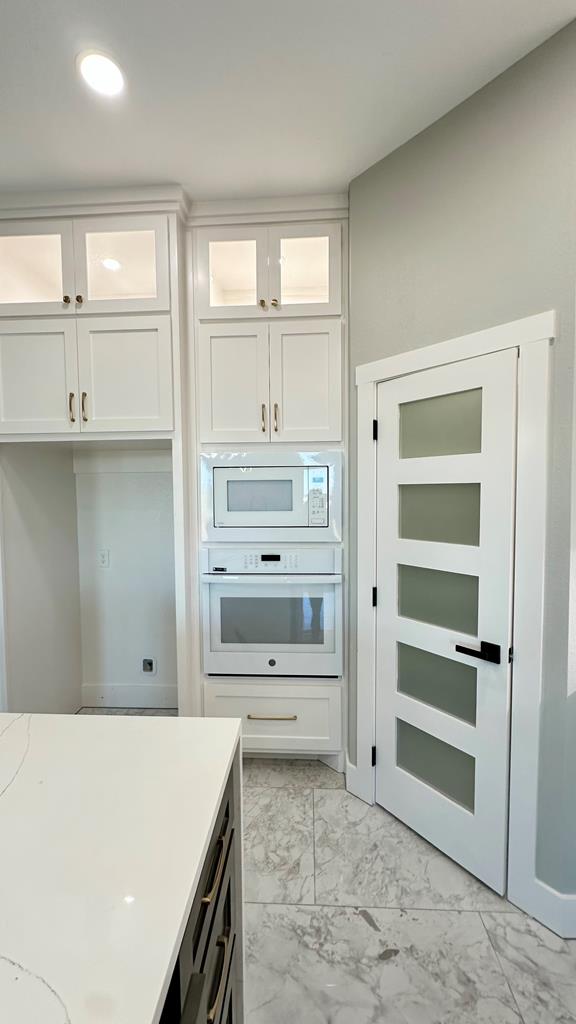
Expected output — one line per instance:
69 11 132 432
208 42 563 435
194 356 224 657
202 546 342 575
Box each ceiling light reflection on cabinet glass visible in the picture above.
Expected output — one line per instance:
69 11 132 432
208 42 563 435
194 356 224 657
78 52 124 97
101 257 122 272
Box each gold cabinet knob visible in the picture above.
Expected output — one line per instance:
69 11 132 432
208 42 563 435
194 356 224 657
271 298 279 307
76 294 84 305
259 298 267 309
63 294 71 304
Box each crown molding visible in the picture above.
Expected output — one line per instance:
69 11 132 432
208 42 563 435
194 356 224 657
0 185 191 221
187 193 349 227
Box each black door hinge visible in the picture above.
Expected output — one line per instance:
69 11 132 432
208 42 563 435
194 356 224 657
372 419 378 441
508 647 514 664
371 745 377 767
372 586 377 607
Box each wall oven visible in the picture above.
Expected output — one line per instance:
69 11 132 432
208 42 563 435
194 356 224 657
200 450 342 542
201 547 343 676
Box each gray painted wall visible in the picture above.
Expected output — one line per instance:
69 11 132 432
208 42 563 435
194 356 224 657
348 22 576 892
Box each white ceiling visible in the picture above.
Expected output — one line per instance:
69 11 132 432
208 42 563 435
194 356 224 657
0 0 574 200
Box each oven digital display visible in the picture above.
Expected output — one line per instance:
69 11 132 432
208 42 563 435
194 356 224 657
226 479 294 513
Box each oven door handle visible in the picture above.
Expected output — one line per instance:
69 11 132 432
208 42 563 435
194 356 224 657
201 574 343 585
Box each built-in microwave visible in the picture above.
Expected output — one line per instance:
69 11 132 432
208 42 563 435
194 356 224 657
201 547 343 676
200 450 342 542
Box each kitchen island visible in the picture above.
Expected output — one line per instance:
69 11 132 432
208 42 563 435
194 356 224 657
0 712 243 1024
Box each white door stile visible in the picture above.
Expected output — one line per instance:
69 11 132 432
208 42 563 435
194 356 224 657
375 348 518 893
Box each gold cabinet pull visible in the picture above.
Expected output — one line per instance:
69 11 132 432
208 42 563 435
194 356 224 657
75 294 84 305
81 392 88 423
258 298 267 309
247 714 297 721
271 298 279 307
201 830 230 906
273 402 279 432
207 933 229 1024
68 392 76 424
63 295 71 305
261 403 267 433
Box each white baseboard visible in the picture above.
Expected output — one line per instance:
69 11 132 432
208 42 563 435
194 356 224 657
81 683 178 709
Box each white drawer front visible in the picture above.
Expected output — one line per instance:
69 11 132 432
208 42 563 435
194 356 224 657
204 683 342 753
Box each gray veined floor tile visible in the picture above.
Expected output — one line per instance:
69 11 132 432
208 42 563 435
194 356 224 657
243 787 315 905
314 789 510 911
245 903 522 1024
243 757 344 790
482 912 576 1023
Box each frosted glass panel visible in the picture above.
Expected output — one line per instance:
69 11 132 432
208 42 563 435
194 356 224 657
209 240 257 307
398 564 478 634
220 596 324 645
86 231 157 300
397 719 475 811
400 389 482 458
399 483 481 545
280 236 329 305
398 643 477 725
0 235 62 303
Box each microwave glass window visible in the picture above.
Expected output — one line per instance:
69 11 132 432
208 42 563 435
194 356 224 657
220 596 324 645
226 479 294 513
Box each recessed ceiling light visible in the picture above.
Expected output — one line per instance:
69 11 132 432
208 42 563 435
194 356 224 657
78 52 124 97
101 257 122 271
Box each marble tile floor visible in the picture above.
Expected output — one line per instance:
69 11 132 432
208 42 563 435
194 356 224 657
243 756 576 1024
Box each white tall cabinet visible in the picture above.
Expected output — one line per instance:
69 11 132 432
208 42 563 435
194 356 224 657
0 188 195 718
192 199 348 761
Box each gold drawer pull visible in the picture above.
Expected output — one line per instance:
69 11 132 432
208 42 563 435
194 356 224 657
247 714 297 721
68 392 76 424
207 933 229 1024
261 403 267 433
201 832 228 906
273 402 279 432
81 391 88 423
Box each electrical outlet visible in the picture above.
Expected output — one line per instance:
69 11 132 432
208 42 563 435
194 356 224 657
142 658 156 675
98 549 110 569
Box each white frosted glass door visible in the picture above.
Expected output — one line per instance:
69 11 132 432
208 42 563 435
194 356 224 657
375 349 517 893
198 322 270 442
269 320 342 442
268 223 341 316
77 315 173 432
195 226 269 319
0 319 79 433
0 221 75 316
73 215 170 313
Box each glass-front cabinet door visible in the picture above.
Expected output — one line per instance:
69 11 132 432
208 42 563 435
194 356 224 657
268 223 341 317
72 214 170 314
0 220 75 316
195 226 269 319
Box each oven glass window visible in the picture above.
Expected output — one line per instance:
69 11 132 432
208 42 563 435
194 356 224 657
226 479 293 513
220 596 324 645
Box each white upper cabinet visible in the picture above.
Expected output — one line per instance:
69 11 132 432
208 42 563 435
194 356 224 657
72 215 170 314
194 223 341 319
0 221 75 317
195 226 269 320
269 320 342 442
0 215 170 317
198 322 270 443
198 319 342 443
0 319 78 433
268 223 341 317
77 315 173 432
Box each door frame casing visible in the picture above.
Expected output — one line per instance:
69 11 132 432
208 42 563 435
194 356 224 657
349 310 576 937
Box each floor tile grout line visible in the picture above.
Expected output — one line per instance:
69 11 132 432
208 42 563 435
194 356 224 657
312 789 317 905
243 899 521 914
479 912 527 1024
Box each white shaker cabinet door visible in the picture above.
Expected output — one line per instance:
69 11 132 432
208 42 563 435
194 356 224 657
0 319 79 433
198 322 270 442
269 319 342 442
77 315 173 432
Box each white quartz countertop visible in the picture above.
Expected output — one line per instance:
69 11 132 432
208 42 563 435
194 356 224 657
0 712 241 1024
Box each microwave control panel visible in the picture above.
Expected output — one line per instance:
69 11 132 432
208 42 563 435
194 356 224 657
308 467 329 526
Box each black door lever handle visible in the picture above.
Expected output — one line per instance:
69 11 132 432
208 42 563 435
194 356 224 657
455 641 501 664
